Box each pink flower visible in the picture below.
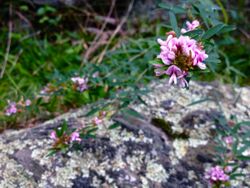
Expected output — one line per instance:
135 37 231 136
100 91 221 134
25 99 32 106
50 131 57 140
100 111 107 117
224 136 233 145
225 166 233 173
40 84 51 95
205 166 229 183
181 20 200 33
156 32 208 87
187 20 200 30
71 77 88 92
166 65 182 85
70 132 81 142
93 117 103 125
92 71 99 78
5 101 17 116
178 72 189 88
154 69 165 76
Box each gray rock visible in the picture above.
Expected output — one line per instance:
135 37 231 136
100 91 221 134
0 80 249 187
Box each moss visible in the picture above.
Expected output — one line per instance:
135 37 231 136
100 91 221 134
151 118 189 139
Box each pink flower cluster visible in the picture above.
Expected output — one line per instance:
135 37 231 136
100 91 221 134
181 20 200 33
5 101 17 116
40 84 51 95
50 130 81 142
93 117 103 125
205 166 229 183
70 132 81 142
71 77 88 92
50 131 57 140
5 99 31 116
155 20 208 87
224 136 233 145
92 111 107 125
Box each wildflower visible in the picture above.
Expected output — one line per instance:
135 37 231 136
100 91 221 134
178 72 189 88
181 20 200 33
71 77 88 92
5 101 17 116
50 131 57 140
99 111 107 118
92 71 99 78
40 84 52 95
25 99 32 107
224 136 233 145
70 132 81 142
93 117 103 125
156 29 208 87
224 166 233 173
205 166 229 183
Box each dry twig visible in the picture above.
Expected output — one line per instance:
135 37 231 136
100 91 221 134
81 0 117 67
96 0 134 64
1 3 13 79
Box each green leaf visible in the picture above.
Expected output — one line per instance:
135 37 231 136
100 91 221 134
217 25 236 34
239 121 250 126
47 149 57 157
229 66 246 77
20 5 29 11
137 96 148 106
85 134 96 139
230 173 246 179
187 98 213 106
37 8 46 15
108 123 120 130
237 145 249 154
86 127 98 134
86 107 101 116
56 121 68 137
183 29 203 37
202 24 225 40
232 137 239 154
121 108 145 119
61 121 68 133
236 155 250 161
158 3 186 14
169 12 180 36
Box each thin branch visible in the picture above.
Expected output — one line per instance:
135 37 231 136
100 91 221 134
93 0 116 42
81 0 116 67
96 0 134 64
1 3 13 79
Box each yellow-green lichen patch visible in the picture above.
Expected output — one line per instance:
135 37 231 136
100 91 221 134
0 153 37 188
146 161 169 183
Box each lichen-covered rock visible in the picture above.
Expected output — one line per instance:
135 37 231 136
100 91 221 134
0 80 249 188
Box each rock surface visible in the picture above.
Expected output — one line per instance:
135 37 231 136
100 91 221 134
0 80 250 188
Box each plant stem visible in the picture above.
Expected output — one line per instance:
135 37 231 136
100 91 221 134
216 0 229 24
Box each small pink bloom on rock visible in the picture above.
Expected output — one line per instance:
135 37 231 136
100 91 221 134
50 131 57 140
205 166 229 183
93 117 103 125
70 132 81 142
